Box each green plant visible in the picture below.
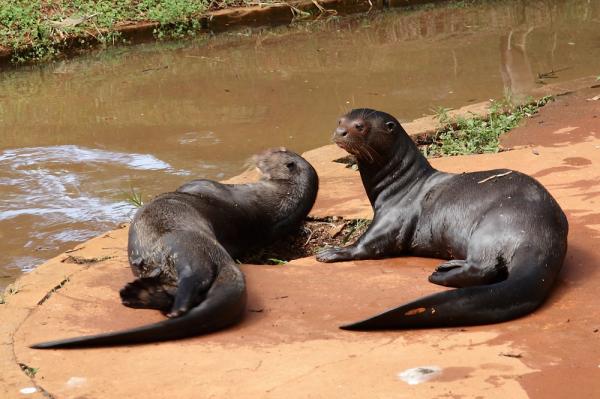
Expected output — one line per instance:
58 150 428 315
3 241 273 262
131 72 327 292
267 258 287 265
19 363 39 378
432 106 452 124
2 0 265 63
125 187 144 208
424 96 553 157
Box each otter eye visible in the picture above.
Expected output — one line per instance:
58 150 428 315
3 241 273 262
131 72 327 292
355 122 364 131
385 121 396 131
285 162 296 170
338 119 341 125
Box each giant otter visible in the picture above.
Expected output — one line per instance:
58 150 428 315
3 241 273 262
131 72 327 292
33 148 319 348
317 109 568 330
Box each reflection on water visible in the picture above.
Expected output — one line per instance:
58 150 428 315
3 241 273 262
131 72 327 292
1 0 599 288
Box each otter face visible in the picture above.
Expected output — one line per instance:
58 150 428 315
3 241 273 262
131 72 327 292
254 147 302 180
332 108 399 163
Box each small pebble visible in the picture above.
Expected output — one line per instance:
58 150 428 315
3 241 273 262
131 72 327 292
397 366 442 385
66 376 87 388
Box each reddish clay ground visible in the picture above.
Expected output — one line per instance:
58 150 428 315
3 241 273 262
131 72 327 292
1 80 599 398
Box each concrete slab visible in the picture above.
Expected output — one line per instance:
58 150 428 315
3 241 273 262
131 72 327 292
3 83 600 398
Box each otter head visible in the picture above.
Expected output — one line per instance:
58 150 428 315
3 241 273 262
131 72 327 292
332 108 401 164
252 147 319 222
253 147 308 181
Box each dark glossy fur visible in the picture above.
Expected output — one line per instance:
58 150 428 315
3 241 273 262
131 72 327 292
317 109 568 330
32 148 318 348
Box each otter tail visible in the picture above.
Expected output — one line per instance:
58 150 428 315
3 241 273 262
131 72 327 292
340 251 562 331
30 262 246 349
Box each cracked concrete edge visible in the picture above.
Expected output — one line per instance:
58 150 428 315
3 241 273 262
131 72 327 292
0 231 127 399
1 259 80 398
1 74 598 397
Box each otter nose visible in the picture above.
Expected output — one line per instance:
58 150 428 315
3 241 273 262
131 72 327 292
333 127 348 140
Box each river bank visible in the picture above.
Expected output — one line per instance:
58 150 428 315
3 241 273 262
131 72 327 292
1 0 444 64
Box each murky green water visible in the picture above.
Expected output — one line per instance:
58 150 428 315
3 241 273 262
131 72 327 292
1 0 599 288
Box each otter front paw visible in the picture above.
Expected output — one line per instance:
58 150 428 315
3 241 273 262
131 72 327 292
316 247 354 263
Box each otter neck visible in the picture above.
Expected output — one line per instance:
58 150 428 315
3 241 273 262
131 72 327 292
357 135 435 207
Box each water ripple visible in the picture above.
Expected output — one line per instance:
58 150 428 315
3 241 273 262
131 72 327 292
0 145 187 272
0 145 174 171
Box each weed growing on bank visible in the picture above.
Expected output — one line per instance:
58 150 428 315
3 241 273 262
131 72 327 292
422 96 553 157
0 0 262 63
18 363 39 378
124 187 144 208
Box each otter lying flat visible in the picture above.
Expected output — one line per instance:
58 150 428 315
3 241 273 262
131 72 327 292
33 148 318 348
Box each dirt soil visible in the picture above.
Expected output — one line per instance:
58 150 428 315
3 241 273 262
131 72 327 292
1 80 599 398
241 217 370 265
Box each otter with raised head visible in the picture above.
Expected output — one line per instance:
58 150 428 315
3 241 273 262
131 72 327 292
317 109 568 330
32 148 318 348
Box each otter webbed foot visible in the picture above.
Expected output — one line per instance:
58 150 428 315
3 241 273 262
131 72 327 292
430 260 492 288
429 260 473 288
316 246 356 263
120 278 174 312
429 258 509 288
167 272 205 318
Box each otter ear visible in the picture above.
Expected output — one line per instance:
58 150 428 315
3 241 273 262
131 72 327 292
385 121 396 132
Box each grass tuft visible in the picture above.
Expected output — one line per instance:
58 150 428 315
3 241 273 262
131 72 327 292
124 186 144 208
422 96 553 157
